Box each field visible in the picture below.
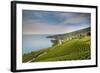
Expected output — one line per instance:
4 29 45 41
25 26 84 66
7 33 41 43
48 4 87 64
22 36 91 63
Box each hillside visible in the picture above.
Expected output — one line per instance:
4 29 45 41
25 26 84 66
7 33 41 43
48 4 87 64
22 36 91 63
47 27 90 39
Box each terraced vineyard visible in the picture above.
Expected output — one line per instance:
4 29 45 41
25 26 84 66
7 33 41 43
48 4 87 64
22 36 91 63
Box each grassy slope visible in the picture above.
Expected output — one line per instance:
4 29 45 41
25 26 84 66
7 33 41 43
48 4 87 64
23 36 91 63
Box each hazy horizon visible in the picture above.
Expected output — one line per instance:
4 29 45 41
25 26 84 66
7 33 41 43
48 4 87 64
22 26 90 35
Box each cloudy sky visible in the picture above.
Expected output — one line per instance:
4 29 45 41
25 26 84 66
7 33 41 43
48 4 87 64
22 10 91 35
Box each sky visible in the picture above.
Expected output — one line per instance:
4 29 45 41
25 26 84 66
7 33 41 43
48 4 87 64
22 10 91 35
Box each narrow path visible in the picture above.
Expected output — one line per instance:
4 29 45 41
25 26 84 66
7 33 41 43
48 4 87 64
37 52 47 57
27 52 47 63
27 58 35 63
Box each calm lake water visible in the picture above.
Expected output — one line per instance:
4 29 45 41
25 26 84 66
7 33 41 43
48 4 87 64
22 35 53 54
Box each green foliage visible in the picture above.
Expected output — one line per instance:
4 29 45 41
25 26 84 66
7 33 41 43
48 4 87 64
22 50 44 62
23 36 91 63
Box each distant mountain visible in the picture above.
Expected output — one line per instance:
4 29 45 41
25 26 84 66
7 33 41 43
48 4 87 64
47 27 90 39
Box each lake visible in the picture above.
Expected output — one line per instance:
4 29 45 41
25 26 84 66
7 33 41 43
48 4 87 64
22 35 53 54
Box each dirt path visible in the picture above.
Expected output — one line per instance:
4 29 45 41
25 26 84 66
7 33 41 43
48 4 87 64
27 58 35 63
27 52 47 63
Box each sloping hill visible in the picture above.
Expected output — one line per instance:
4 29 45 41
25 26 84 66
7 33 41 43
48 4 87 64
47 27 90 39
22 36 91 62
